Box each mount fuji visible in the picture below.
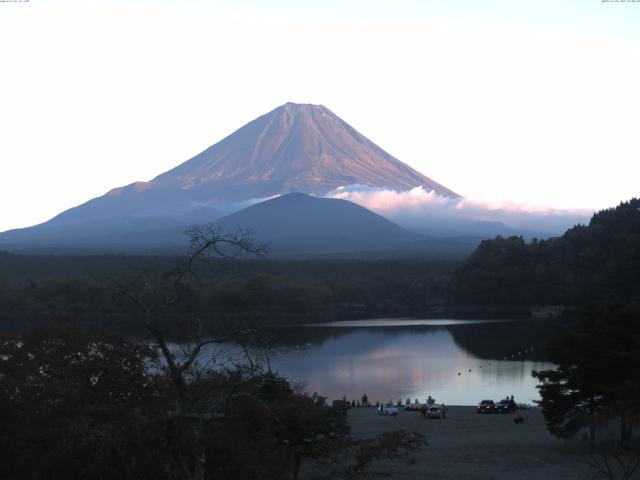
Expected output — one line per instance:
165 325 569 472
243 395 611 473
0 103 473 256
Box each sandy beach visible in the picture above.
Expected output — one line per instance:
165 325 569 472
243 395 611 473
344 406 598 480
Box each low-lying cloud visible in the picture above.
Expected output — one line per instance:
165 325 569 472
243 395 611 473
325 186 593 236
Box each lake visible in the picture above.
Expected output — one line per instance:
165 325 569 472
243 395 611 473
260 319 556 406
176 318 556 406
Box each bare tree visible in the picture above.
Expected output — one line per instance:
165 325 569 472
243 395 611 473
583 413 640 480
585 443 640 480
115 225 267 480
113 225 427 480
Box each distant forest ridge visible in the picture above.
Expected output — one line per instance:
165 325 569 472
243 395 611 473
449 198 640 308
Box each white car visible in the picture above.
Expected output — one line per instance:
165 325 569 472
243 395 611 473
378 403 399 416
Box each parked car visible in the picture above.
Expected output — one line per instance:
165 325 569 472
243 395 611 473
495 399 516 413
378 403 399 416
426 406 442 419
477 399 495 413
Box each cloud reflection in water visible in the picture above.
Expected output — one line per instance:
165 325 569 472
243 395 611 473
269 323 553 406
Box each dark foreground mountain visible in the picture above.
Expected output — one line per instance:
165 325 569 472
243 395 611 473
213 193 477 257
215 193 416 253
0 194 479 258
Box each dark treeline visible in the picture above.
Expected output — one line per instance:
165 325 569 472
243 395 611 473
449 198 640 309
0 253 456 334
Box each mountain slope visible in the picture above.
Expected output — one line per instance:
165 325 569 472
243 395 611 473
213 193 420 255
33 102 458 227
0 193 481 258
211 193 480 258
0 102 464 253
155 102 459 200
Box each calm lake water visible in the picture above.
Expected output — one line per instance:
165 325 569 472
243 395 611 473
261 319 556 406
177 318 556 406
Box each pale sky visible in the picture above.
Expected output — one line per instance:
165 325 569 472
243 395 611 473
1 0 639 232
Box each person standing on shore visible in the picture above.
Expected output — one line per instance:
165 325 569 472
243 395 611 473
362 394 368 407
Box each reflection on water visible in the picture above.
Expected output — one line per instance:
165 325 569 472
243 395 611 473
264 320 555 406
305 318 510 327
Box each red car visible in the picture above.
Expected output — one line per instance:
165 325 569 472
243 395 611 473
477 399 495 413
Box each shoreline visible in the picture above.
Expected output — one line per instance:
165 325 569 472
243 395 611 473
342 406 596 479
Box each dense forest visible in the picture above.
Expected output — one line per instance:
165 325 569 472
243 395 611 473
449 198 640 309
0 254 458 334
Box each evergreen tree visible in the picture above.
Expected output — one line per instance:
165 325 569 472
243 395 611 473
533 305 640 447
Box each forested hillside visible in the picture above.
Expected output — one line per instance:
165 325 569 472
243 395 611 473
0 254 456 333
450 198 640 307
